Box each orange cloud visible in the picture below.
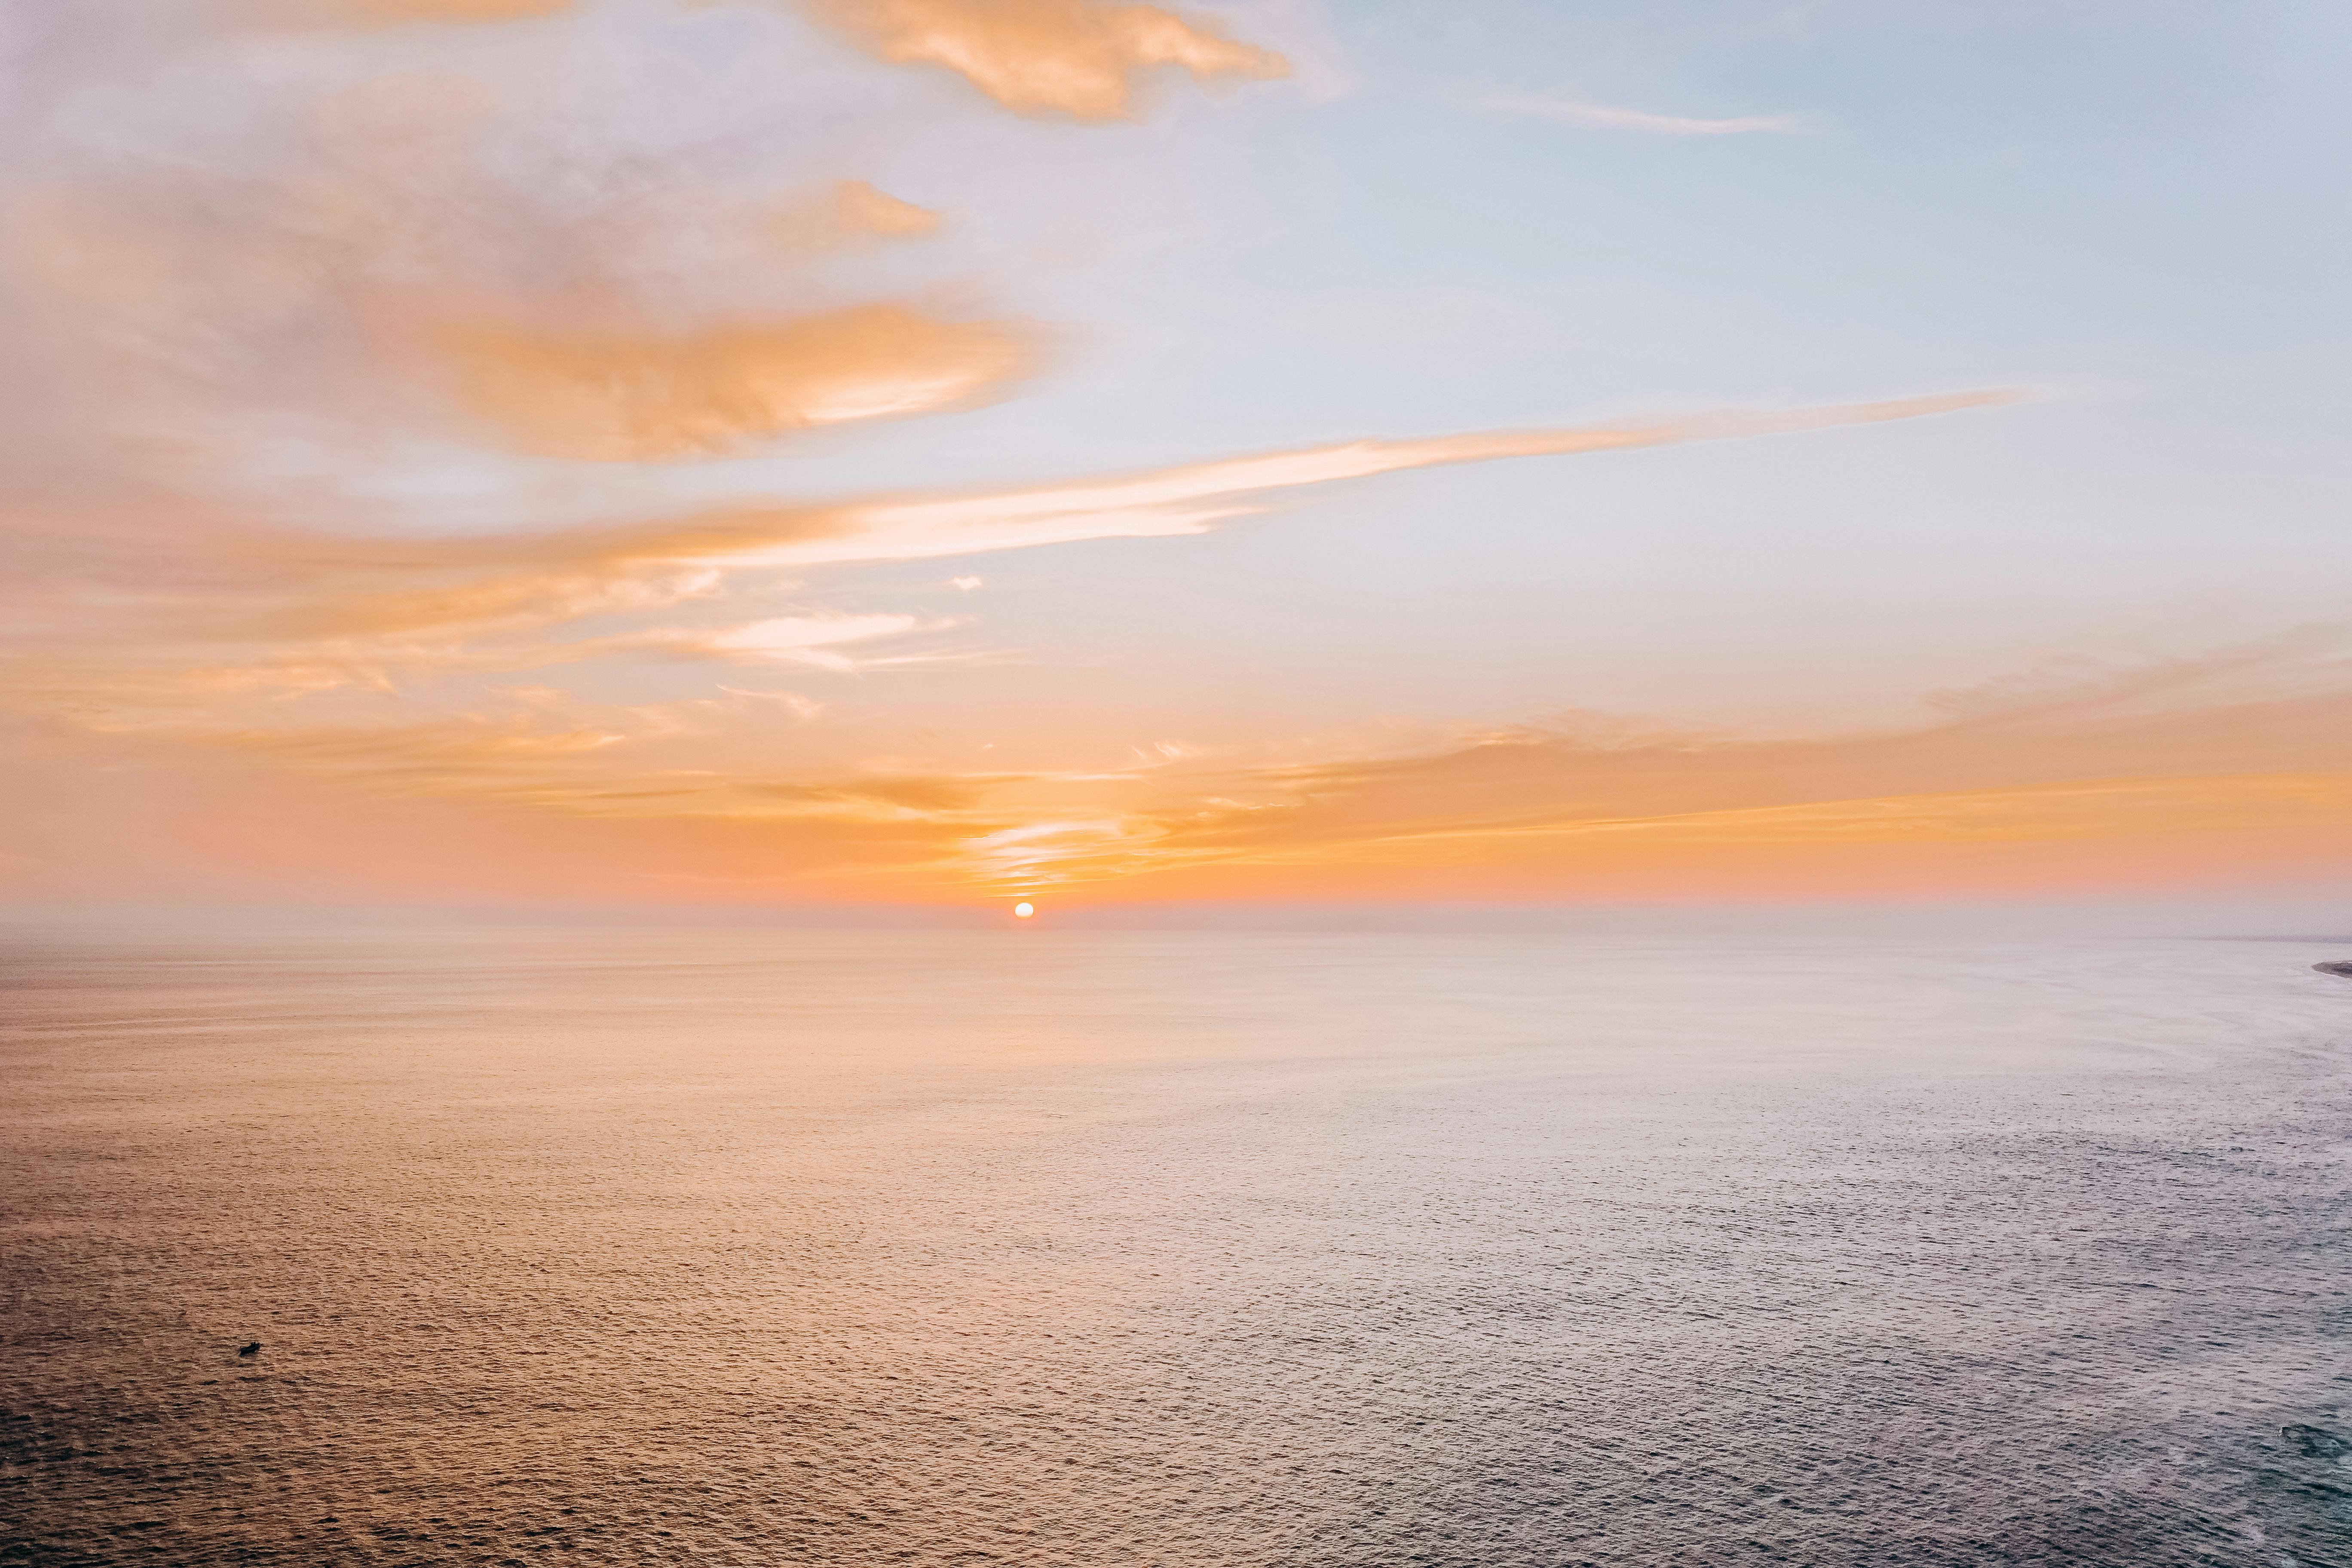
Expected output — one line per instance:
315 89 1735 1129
15 623 2352 910
9 0 2332 922
441 305 1041 461
0 716 968 906
61 389 1986 675
775 181 944 254
0 385 2031 921
922 644 2352 898
0 390 2020 751
4 76 1020 485
800 0 1289 119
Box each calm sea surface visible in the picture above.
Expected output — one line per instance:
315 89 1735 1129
4 931 2349 1566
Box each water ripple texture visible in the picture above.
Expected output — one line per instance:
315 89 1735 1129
4 932 2349 1565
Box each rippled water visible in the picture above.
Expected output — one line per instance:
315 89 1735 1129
5 931 2350 1565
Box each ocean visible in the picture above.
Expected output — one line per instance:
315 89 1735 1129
4 931 2349 1565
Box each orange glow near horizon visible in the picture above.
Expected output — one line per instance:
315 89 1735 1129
2 2 2346 921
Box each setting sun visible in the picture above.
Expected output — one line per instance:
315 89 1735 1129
1012 903 1035 919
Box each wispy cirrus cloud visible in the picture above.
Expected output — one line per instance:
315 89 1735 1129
617 389 2023 572
921 631 2352 897
650 612 964 671
20 623 2348 909
0 389 2018 760
1465 88 1810 137
109 630 2339 907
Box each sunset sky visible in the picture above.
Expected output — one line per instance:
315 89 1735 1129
5 0 2350 921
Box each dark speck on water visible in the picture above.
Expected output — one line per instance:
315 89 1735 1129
4 931 2350 1567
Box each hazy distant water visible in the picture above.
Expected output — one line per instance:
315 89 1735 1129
5 931 2349 1567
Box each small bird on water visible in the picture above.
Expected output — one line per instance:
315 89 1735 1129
236 1342 262 1358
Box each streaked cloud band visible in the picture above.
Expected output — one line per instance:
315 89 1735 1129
1467 89 1809 137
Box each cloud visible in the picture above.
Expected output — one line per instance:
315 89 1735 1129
217 714 626 779
924 633 2352 895
652 612 957 670
1468 89 1808 137
0 3 2081 912
719 686 827 719
0 388 2019 760
57 387 1985 671
694 612 931 656
19 389 2002 642
773 181 944 254
26 619 2346 909
799 0 1290 119
442 305 1041 462
0 40 1033 490
64 696 1020 832
641 389 2021 570
262 568 729 645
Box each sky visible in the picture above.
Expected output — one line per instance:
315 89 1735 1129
3 0 2350 925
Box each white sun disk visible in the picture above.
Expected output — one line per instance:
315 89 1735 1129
1013 902 1035 919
